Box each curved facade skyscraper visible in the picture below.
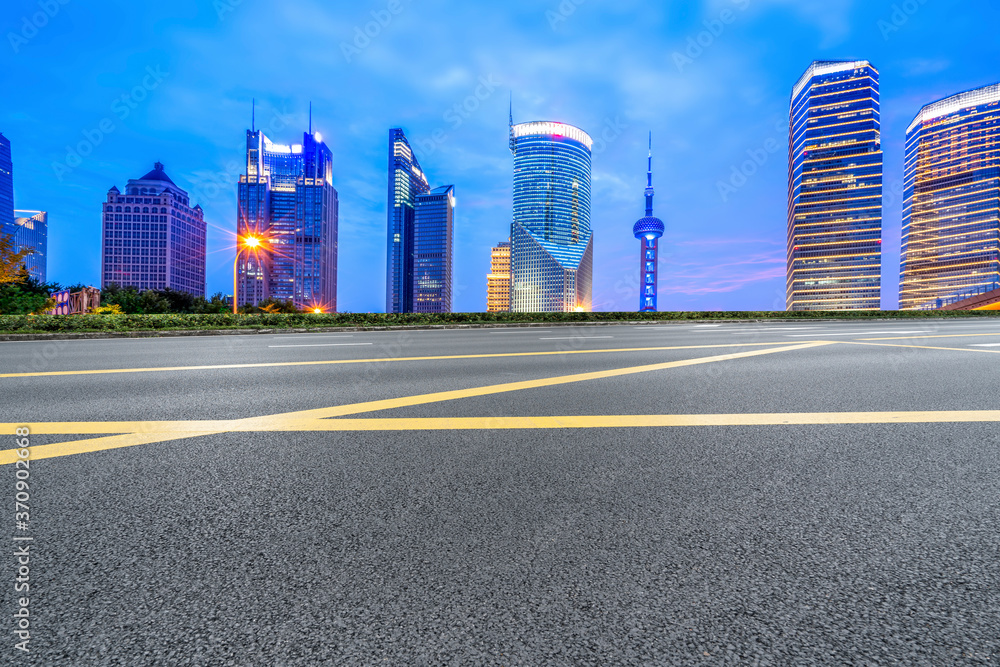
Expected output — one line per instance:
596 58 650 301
787 60 883 311
510 119 593 312
899 83 1000 310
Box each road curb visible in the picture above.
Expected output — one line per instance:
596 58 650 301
0 317 982 342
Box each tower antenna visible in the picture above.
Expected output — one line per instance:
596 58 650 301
309 101 313 134
252 98 256 132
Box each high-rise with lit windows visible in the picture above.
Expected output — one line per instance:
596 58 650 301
13 211 47 283
101 163 206 296
0 134 14 239
787 60 883 311
899 83 1000 310
509 116 593 312
237 126 339 311
386 128 431 313
487 241 511 312
412 185 455 313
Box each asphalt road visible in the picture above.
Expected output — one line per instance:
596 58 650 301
2 319 1000 665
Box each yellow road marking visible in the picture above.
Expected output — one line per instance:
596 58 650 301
0 431 224 466
0 342 830 464
7 410 1000 465
256 342 833 422
860 332 1000 341
0 341 815 379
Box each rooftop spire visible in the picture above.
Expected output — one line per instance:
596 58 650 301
309 101 313 134
645 132 655 217
252 98 255 132
508 92 515 155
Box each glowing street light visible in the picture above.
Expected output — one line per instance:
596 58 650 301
233 235 266 314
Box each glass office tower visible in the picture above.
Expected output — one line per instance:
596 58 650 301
510 120 593 312
386 129 431 313
411 185 455 313
899 83 1000 310
102 163 207 296
787 61 883 311
487 241 511 312
238 128 339 311
13 211 46 283
0 134 15 240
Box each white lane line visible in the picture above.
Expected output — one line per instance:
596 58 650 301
268 343 374 348
489 330 554 333
272 335 354 340
970 344 1000 347
539 336 615 340
788 331 931 337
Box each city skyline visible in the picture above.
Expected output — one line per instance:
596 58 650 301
4 1 1000 310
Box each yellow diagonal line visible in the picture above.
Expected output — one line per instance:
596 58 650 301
260 341 833 422
0 341 830 464
0 342 805 379
0 431 224 466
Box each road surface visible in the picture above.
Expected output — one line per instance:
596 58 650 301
2 320 999 665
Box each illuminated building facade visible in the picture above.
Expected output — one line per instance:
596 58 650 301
633 135 665 312
386 128 431 313
237 127 339 311
101 163 206 296
412 185 455 313
13 211 47 283
0 134 13 237
487 241 511 312
899 83 1000 310
509 118 593 312
787 60 883 311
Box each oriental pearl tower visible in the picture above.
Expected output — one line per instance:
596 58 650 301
633 134 665 312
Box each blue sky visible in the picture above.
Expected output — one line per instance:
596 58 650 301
2 0 998 311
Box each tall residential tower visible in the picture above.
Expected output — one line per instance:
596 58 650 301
633 135 665 312
787 61 883 311
899 83 1000 309
102 163 206 296
510 117 593 312
237 125 339 311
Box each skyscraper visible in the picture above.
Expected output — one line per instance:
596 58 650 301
0 134 15 241
487 241 511 312
787 61 883 311
899 83 1000 310
237 125 339 311
13 211 47 283
633 135 665 312
509 117 593 312
387 128 454 314
102 163 206 296
412 185 455 313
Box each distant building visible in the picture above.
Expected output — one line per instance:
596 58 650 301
487 241 511 312
237 126 339 311
412 185 455 313
101 163 207 297
13 211 46 283
0 134 13 238
899 83 1000 310
509 116 593 312
787 61 883 311
632 135 665 312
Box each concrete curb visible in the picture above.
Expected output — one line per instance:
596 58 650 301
0 317 985 342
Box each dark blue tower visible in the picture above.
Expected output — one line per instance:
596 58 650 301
633 134 665 312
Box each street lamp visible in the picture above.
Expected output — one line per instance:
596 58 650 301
233 236 265 314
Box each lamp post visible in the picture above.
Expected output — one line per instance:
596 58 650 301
233 236 263 314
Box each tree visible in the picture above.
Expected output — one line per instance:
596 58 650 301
0 234 33 285
0 271 58 314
